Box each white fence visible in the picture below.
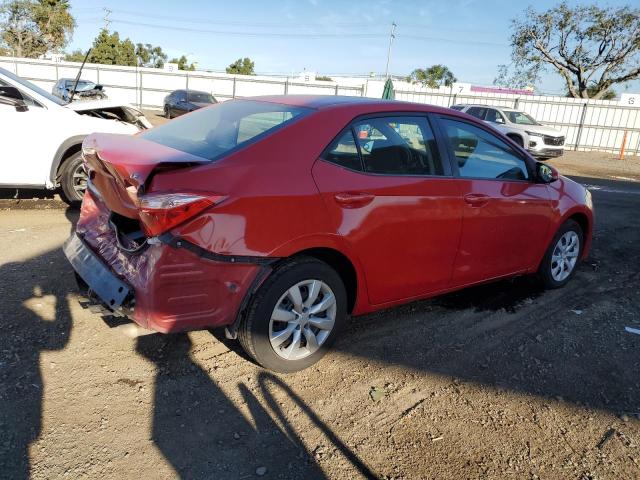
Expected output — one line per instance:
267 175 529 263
1 56 639 155
395 87 640 155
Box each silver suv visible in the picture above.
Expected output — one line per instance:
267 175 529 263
451 104 565 159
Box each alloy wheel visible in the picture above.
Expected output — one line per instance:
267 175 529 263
268 279 337 360
550 231 580 282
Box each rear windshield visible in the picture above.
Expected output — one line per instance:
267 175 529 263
141 99 310 161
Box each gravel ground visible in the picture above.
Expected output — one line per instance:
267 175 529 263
1 130 639 478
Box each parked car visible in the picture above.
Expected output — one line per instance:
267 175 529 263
64 96 593 372
451 104 565 159
163 89 217 118
0 67 152 204
52 78 107 102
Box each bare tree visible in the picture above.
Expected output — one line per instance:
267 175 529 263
510 2 640 99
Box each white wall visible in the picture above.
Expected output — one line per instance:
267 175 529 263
1 56 639 154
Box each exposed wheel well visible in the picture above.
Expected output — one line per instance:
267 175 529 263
55 143 82 181
294 247 357 314
568 212 590 237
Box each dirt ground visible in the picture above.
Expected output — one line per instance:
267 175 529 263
1 142 640 479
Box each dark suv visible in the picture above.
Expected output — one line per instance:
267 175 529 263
163 89 217 118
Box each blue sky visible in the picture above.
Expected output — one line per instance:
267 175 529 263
68 0 639 95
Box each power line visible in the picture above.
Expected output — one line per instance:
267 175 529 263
109 18 388 38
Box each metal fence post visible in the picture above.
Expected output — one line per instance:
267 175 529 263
514 97 520 109
334 84 339 95
232 77 237 99
284 77 288 94
185 72 189 90
574 102 588 151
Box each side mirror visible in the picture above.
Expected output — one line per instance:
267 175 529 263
537 162 558 183
0 95 28 112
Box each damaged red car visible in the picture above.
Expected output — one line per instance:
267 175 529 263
64 96 594 372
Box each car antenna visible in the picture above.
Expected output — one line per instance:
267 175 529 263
69 48 92 103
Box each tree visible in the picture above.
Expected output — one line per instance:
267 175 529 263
0 0 74 57
567 85 616 100
509 2 640 99
86 29 135 66
169 55 196 71
63 48 85 62
135 42 167 68
406 64 457 88
493 64 537 90
226 57 255 75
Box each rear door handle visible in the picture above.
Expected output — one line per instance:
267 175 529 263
334 192 375 208
464 193 490 207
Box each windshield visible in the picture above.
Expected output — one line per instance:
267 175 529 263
504 110 539 125
0 67 66 106
141 99 310 161
66 80 97 91
187 91 215 103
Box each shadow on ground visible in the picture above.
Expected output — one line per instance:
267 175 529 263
1 175 639 478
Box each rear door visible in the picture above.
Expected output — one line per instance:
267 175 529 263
312 114 463 305
433 115 552 286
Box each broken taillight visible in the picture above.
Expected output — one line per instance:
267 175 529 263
137 193 226 237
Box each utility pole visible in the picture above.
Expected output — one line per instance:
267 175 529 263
102 7 112 31
384 21 396 79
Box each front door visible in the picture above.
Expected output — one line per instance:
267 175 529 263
0 84 53 186
312 114 463 305
435 116 553 286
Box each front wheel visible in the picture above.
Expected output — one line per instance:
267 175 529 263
538 219 583 288
59 152 87 206
164 105 171 119
238 257 347 373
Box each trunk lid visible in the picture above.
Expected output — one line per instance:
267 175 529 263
83 133 208 218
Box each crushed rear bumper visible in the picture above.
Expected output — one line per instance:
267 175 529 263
65 190 267 333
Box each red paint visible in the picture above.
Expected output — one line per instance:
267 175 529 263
74 96 594 333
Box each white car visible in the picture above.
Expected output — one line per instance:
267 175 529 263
451 104 565 159
0 67 152 203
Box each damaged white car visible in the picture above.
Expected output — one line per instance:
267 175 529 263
0 66 152 204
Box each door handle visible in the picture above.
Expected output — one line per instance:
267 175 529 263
334 192 375 208
464 193 490 207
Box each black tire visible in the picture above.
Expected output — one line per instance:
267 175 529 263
538 219 583 289
508 135 524 147
164 105 171 119
238 256 347 373
59 151 86 206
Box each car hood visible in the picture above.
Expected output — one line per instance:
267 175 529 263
65 99 143 114
521 124 564 136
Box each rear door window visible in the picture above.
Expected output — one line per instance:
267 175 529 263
485 109 505 124
466 107 487 120
323 130 362 171
354 116 444 176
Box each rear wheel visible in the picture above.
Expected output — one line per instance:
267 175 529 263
538 219 583 288
238 256 347 373
59 151 87 206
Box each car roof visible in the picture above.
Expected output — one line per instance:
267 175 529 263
248 95 454 114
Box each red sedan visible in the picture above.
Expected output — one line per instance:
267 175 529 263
64 96 593 372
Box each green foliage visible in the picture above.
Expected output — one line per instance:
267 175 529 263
85 29 136 66
493 64 537 90
316 75 332 81
226 57 255 75
510 2 640 99
135 43 167 68
0 0 75 57
566 85 616 100
63 48 85 62
407 64 457 88
169 55 196 71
